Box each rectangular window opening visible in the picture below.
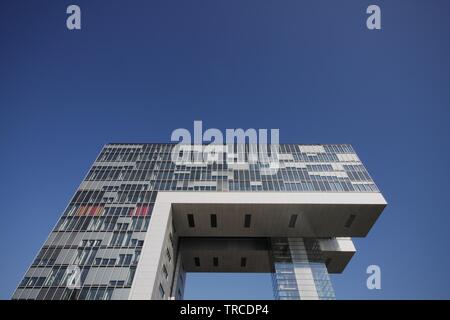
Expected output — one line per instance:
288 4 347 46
159 283 165 298
187 214 195 228
288 214 298 228
344 214 356 228
210 214 217 228
244 214 251 228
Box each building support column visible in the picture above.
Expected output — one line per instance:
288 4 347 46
271 237 335 300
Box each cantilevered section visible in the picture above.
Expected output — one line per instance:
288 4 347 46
171 192 386 238
129 191 386 299
179 237 355 274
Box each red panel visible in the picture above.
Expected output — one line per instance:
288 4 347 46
132 205 151 216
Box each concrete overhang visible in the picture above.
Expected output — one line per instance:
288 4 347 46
319 238 356 273
165 192 387 238
178 237 356 274
129 191 386 299
179 237 271 273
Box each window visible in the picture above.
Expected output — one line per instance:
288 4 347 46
46 267 68 286
74 248 98 265
344 214 356 228
194 257 200 267
118 254 133 266
110 231 133 247
20 277 46 287
131 217 144 231
288 214 298 228
131 239 145 247
241 257 247 267
162 264 168 279
19 277 30 287
133 249 141 265
80 287 113 300
187 214 195 228
169 232 173 248
110 280 125 286
115 223 129 231
213 257 218 267
244 214 251 228
210 214 217 228
159 283 165 298
34 248 61 266
166 248 171 262
127 268 136 286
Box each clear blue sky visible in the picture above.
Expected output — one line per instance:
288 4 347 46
1 0 449 299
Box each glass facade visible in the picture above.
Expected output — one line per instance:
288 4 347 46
89 143 378 193
12 143 378 300
271 238 335 300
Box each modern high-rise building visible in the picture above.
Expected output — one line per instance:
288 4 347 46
13 143 386 300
